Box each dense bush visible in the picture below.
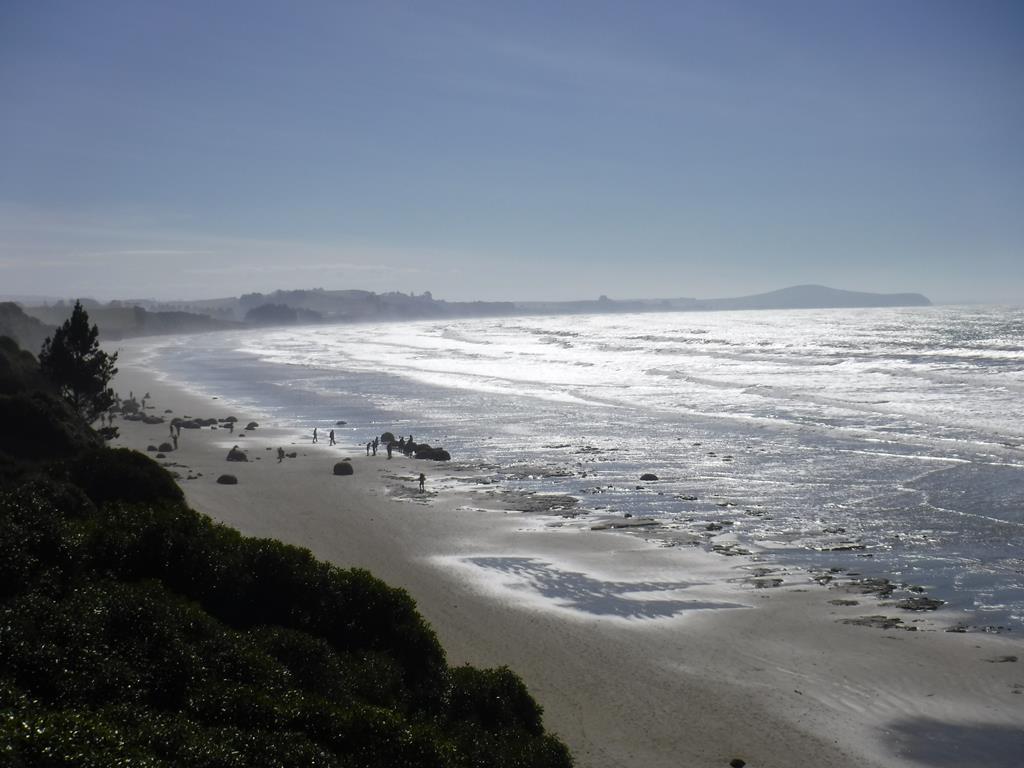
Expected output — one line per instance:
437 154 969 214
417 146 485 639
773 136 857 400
66 447 184 506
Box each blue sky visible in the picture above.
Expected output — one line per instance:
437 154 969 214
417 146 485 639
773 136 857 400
1 0 1021 303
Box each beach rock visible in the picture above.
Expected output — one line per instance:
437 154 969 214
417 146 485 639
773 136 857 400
159 442 173 452
336 420 346 425
591 517 658 530
415 445 451 461
142 415 165 425
380 431 396 444
224 416 238 423
845 578 895 597
146 445 157 452
164 409 173 413
640 473 658 481
840 615 907 630
245 421 259 430
730 760 747 768
226 446 248 462
216 474 238 485
286 452 297 458
155 453 166 459
333 460 354 476
895 596 944 611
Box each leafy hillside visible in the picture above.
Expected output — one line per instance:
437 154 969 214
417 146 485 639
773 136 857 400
0 336 572 767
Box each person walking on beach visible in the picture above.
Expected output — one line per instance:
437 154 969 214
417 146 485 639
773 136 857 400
386 441 393 459
277 447 285 463
313 427 318 443
366 441 371 456
169 422 174 437
172 434 178 450
329 429 335 445
175 422 181 438
418 473 426 493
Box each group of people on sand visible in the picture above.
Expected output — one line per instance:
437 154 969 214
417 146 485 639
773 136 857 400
309 427 427 492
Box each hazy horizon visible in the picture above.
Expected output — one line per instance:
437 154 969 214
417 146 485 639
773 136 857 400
2 1 1021 305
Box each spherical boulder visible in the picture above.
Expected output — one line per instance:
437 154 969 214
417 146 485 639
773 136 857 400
217 474 238 485
640 473 658 481
333 460 354 476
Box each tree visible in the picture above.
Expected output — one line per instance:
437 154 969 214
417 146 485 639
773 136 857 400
39 301 118 423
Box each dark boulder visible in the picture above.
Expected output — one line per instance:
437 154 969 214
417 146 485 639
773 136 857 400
216 474 238 485
640 473 658 481
380 431 396 444
333 460 354 476
146 445 158 452
245 421 259 430
226 446 248 462
415 445 451 461
158 442 173 452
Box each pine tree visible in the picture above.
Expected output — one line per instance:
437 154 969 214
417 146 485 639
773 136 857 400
39 301 119 423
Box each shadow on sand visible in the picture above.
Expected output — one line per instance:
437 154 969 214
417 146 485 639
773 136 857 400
465 556 743 619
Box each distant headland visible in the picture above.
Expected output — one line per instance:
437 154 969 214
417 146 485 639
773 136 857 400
1 284 931 351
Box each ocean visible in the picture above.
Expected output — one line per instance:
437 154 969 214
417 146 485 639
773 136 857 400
128 305 1024 630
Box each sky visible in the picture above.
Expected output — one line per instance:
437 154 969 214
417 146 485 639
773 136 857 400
1 0 1021 304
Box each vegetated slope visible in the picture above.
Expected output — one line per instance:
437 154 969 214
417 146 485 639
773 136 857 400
0 303 54 357
0 337 572 768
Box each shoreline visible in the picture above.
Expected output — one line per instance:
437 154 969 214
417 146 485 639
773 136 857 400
109 357 1024 768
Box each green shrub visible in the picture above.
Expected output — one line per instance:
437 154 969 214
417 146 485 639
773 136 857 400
68 448 184 506
448 666 544 735
253 626 405 707
0 479 93 599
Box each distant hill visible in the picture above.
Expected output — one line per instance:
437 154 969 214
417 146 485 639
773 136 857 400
12 284 932 341
692 284 932 311
517 285 930 315
22 303 237 340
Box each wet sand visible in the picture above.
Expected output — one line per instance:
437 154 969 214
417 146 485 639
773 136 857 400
110 359 1024 768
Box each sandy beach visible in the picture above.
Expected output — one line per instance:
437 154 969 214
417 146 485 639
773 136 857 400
110 358 1024 768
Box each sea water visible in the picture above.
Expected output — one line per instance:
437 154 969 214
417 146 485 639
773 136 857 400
130 305 1024 630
